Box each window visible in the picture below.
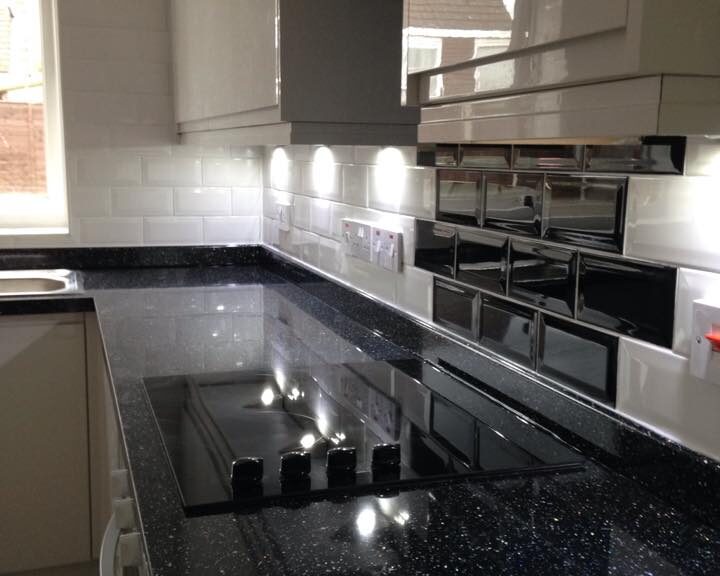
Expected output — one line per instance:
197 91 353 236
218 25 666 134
0 0 66 234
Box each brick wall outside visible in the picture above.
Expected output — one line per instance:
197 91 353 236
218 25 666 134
0 101 45 194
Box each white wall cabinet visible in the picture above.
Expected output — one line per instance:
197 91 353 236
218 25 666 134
405 0 720 141
171 0 418 145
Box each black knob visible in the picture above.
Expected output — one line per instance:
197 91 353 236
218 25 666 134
231 457 263 485
326 447 356 475
372 443 401 471
280 451 311 478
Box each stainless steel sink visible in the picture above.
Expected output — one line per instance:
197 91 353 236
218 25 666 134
0 270 80 297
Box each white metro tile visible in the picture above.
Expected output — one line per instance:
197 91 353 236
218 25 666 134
292 195 312 231
69 185 110 217
342 256 396 303
674 268 720 356
625 176 720 271
143 217 203 244
202 158 262 187
174 187 231 216
301 161 341 200
229 146 264 159
143 157 202 186
317 237 342 275
77 154 142 185
171 144 229 158
395 266 433 320
342 165 368 207
263 217 279 247
617 337 720 461
111 187 173 216
231 187 262 216
310 198 332 237
203 216 260 244
368 166 436 218
79 217 143 245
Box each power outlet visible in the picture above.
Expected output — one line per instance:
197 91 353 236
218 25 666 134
342 219 372 262
277 202 292 232
372 227 403 272
690 299 720 382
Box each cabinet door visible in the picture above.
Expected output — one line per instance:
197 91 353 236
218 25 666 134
0 315 90 574
172 0 279 123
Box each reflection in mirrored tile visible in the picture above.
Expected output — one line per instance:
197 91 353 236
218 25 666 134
456 229 507 294
437 170 483 226
538 314 618 405
509 240 576 317
513 145 583 171
542 175 626 253
585 137 685 174
415 220 456 278
417 144 459 167
483 172 543 236
480 295 536 369
460 145 512 169
433 278 480 340
578 255 676 347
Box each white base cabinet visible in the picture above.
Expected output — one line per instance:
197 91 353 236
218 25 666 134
0 314 90 574
0 313 130 576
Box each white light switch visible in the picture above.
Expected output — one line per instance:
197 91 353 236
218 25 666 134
690 299 720 381
277 202 292 232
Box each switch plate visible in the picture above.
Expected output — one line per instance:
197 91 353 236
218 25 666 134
690 298 720 381
373 227 403 272
342 219 372 262
277 202 292 232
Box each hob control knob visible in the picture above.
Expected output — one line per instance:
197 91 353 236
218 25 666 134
372 443 401 470
231 457 264 485
280 451 311 478
326 447 356 475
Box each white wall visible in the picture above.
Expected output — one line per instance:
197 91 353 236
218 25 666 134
0 0 262 248
262 145 437 320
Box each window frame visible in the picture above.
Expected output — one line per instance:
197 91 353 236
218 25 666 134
0 0 67 235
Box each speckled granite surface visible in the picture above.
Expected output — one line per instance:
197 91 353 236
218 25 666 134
2 247 720 576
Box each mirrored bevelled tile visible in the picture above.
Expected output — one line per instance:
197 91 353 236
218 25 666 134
456 229 507 294
460 144 512 169
417 144 459 167
480 295 536 369
542 175 626 253
415 220 456 278
437 169 483 226
538 314 618 405
585 137 685 174
512 145 583 171
578 255 676 347
509 240 577 317
433 278 480 339
483 172 543 236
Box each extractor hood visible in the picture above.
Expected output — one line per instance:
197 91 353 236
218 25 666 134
403 0 720 144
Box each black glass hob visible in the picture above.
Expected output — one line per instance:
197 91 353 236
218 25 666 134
144 359 585 516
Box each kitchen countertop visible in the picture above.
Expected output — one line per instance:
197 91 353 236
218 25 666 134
2 249 720 576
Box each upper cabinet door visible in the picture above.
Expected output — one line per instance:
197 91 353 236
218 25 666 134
171 0 418 145
172 0 279 124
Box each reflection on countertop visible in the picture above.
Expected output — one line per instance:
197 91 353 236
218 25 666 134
79 263 720 576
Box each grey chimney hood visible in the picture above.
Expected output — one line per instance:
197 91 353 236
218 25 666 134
403 0 720 144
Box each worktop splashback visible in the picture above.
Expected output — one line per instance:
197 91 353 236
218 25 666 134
263 141 720 463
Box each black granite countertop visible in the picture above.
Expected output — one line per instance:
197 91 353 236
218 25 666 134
2 248 720 576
